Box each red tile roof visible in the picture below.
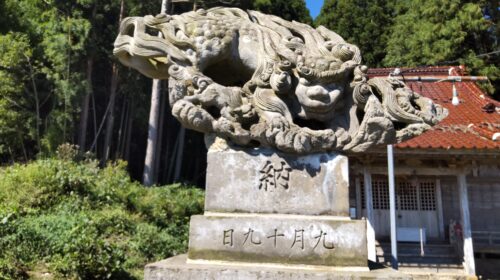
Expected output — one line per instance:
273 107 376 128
367 66 500 151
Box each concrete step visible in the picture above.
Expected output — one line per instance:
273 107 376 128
377 243 457 256
376 243 463 268
377 256 463 266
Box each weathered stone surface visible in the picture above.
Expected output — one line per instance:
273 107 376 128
145 255 375 280
187 214 367 267
145 255 471 280
113 8 447 154
205 148 349 216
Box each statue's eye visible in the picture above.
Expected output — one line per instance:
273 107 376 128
145 26 158 36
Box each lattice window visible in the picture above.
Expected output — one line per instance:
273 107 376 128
397 181 418 210
360 179 389 210
360 179 365 209
359 177 436 212
373 180 390 209
419 181 436 211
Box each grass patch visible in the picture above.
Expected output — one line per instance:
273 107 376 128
0 157 204 279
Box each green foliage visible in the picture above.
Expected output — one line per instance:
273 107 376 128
384 0 484 66
315 0 394 67
192 0 313 23
0 32 35 161
1 0 498 181
26 1 91 154
195 0 252 9
315 0 499 97
252 0 313 24
0 155 204 279
0 0 91 158
383 0 499 96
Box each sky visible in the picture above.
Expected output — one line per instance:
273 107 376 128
305 0 324 19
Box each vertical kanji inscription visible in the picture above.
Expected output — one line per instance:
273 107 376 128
258 160 292 191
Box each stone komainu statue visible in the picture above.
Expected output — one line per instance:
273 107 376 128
113 7 447 154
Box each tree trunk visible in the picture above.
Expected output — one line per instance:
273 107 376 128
62 16 71 142
143 0 169 186
8 146 15 164
173 127 185 182
116 98 127 159
18 131 28 162
78 56 93 151
161 124 172 183
102 64 119 163
78 3 97 152
143 79 161 186
27 56 41 153
91 87 98 154
154 80 168 183
166 130 180 183
124 101 134 162
102 0 125 164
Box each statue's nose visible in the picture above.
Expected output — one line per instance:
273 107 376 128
308 86 328 97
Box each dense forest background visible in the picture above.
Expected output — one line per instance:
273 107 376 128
0 0 498 187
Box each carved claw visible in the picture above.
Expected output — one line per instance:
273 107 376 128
232 104 256 121
213 117 251 145
213 117 234 133
172 100 215 132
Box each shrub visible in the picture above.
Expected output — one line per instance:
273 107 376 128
0 158 204 279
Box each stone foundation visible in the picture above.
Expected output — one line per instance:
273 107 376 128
145 148 369 279
145 255 472 280
204 149 350 216
188 213 367 267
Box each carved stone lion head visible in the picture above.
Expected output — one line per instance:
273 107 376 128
113 8 447 154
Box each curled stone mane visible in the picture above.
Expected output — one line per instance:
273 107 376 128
113 7 447 154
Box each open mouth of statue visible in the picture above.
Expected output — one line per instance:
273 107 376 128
114 35 169 63
113 34 171 79
302 102 336 114
112 17 174 79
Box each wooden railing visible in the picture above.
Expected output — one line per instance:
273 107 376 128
472 231 500 245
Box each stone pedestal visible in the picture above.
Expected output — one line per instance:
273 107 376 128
204 149 350 216
145 148 368 279
188 214 366 267
145 255 415 280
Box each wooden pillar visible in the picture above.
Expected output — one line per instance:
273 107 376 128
363 167 376 262
355 177 362 219
435 178 445 239
387 145 398 269
457 172 476 276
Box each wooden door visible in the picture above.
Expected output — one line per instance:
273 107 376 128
361 178 441 240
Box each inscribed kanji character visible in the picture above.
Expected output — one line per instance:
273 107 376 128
313 230 335 250
267 228 285 248
223 229 234 246
259 160 292 191
243 228 262 246
291 229 305 249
